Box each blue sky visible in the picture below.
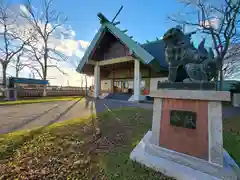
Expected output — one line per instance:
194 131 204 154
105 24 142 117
3 0 240 83
7 0 214 50
4 0 229 85
58 0 185 43
8 0 186 43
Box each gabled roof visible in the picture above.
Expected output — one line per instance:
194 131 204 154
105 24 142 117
141 40 168 70
76 26 105 73
76 13 166 73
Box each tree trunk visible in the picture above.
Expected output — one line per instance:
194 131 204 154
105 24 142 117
16 68 19 78
214 57 223 91
214 72 219 91
218 58 224 91
43 70 47 97
219 67 224 91
42 43 48 97
42 69 47 97
2 63 8 88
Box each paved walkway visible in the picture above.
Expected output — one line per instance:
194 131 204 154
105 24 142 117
56 98 153 122
0 100 83 134
0 98 239 134
222 106 240 119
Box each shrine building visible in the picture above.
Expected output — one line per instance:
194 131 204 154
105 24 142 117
76 13 168 101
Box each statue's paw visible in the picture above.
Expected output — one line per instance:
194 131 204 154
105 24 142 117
165 79 172 83
183 78 192 82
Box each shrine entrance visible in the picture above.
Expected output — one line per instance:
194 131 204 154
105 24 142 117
113 80 134 94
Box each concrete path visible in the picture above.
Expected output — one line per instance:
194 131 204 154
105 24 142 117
0 98 239 134
0 98 153 134
56 98 153 122
222 106 240 119
0 100 80 134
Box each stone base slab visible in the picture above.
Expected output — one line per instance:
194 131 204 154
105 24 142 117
99 93 109 99
128 95 146 101
157 82 216 90
130 131 238 180
150 89 230 101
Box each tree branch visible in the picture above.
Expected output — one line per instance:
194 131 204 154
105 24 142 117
169 0 240 90
27 64 43 79
47 65 67 75
21 0 68 81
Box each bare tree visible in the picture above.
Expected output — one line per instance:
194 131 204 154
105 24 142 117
223 60 237 78
222 44 240 79
14 52 25 78
21 0 68 95
0 3 32 87
26 43 66 78
169 0 240 90
9 49 29 77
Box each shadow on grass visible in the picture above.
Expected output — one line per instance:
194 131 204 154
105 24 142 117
6 99 240 179
0 97 83 160
0 98 178 179
1 98 240 179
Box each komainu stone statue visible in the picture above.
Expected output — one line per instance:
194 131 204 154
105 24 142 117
162 27 217 82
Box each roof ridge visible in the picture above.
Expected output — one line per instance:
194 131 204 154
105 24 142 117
141 39 163 46
97 12 110 24
97 12 139 43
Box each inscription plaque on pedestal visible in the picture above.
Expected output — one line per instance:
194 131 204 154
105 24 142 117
170 110 197 129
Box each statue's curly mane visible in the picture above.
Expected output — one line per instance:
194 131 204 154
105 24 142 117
162 26 217 82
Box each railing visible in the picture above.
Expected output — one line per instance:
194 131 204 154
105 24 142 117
16 86 87 97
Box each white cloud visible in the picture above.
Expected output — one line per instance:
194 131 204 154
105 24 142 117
4 4 89 59
46 67 93 87
0 4 91 86
53 39 89 58
75 49 84 58
200 18 220 30
79 40 90 49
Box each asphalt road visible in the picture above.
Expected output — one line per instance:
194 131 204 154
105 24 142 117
0 100 80 134
0 98 153 134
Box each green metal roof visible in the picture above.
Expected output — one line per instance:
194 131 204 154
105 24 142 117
76 13 162 73
141 40 168 71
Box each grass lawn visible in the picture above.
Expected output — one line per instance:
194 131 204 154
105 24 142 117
0 96 82 106
223 116 240 165
0 108 239 180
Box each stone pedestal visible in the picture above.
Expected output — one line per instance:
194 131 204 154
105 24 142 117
130 89 239 180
